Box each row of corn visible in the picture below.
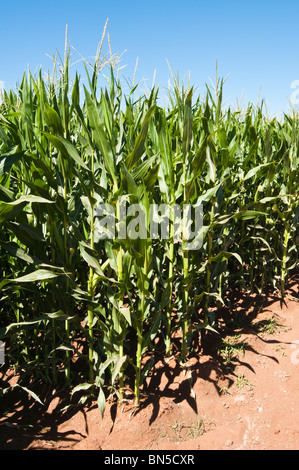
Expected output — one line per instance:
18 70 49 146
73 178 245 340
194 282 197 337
0 45 298 413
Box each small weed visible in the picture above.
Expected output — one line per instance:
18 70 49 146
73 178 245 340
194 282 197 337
253 316 290 338
236 374 252 391
219 386 231 395
169 417 207 440
216 335 247 364
259 317 279 335
273 345 286 357
186 418 206 439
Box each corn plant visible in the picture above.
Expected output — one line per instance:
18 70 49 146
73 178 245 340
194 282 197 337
0 32 298 414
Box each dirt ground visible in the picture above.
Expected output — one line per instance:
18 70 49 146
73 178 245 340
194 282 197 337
0 276 299 451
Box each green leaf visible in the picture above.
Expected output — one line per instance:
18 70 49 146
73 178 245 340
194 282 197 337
182 87 193 159
126 105 156 169
44 104 64 135
11 269 61 283
206 145 216 183
119 306 132 326
0 150 25 176
84 86 117 184
97 386 106 419
6 195 55 205
198 251 243 272
14 384 43 405
72 73 80 107
205 324 220 334
58 136 90 171
0 240 37 264
9 221 45 242
0 195 54 224
236 210 267 220
0 319 45 336
111 355 127 385
72 383 94 395
243 162 273 181
142 311 162 354
195 180 223 206
79 242 109 279
43 132 90 171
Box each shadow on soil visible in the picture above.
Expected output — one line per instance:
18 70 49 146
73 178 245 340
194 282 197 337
0 272 298 449
0 378 92 449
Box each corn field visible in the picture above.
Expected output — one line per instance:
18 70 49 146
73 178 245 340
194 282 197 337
0 38 298 415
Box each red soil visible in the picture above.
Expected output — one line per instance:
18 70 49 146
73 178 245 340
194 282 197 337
0 277 298 450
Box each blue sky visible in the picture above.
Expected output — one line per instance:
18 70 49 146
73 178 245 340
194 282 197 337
1 0 299 116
